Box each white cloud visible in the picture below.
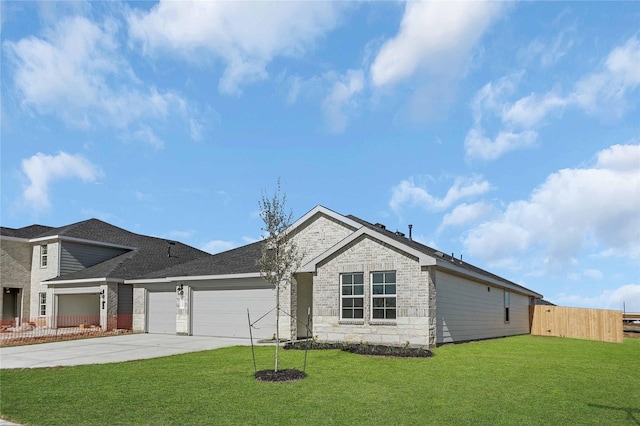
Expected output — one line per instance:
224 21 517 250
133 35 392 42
572 36 640 118
390 176 492 214
201 239 236 254
463 144 640 269
3 15 188 136
370 1 504 87
20 151 102 211
502 92 567 128
464 129 538 161
466 36 640 161
554 284 640 312
438 202 495 231
132 126 164 150
127 1 344 94
322 69 364 133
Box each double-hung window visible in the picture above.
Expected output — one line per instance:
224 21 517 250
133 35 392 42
40 244 48 267
341 273 364 319
371 271 396 320
39 292 47 316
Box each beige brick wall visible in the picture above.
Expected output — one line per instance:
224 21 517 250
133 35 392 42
280 213 355 340
132 285 146 332
1 239 33 319
311 234 433 348
293 214 355 263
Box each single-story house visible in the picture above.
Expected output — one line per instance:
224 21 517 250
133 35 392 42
128 205 543 347
1 205 542 348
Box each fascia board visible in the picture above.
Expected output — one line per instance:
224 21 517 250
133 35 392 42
125 273 262 284
0 235 29 243
29 235 136 250
434 259 543 298
170 272 262 281
44 277 124 285
125 277 172 284
299 227 436 273
286 205 360 234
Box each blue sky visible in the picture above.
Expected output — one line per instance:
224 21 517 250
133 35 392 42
2 1 639 311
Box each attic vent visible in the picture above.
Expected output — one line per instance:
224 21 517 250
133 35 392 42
395 231 405 237
374 223 386 230
434 251 445 258
167 241 176 257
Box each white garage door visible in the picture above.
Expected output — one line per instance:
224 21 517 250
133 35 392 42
57 294 100 327
147 291 176 334
192 289 276 339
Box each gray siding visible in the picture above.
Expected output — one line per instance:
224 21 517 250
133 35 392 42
117 284 133 329
60 241 129 276
436 271 530 344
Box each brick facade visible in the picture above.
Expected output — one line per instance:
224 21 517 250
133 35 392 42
308 234 433 347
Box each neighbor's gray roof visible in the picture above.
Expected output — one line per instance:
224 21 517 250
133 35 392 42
138 240 264 279
1 225 55 239
5 218 211 282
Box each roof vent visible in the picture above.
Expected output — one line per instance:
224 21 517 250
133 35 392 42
434 251 445 258
374 223 386 230
395 231 405 237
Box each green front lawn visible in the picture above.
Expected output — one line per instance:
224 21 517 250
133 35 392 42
1 335 638 425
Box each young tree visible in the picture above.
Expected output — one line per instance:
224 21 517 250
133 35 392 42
258 179 302 372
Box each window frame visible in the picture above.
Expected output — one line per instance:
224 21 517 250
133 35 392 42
40 244 48 268
340 272 365 320
39 292 47 316
370 271 397 321
504 291 510 323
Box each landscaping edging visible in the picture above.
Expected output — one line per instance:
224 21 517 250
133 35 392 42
284 341 433 358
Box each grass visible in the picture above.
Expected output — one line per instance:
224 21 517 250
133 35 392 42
1 335 638 425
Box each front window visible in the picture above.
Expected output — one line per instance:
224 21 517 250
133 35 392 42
371 271 396 320
39 292 47 316
341 273 364 319
40 244 48 267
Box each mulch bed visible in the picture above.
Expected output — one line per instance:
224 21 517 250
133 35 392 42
284 341 433 358
255 369 306 382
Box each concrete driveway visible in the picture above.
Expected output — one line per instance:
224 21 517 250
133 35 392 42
0 333 256 369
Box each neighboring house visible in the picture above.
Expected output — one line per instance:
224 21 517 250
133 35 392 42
0 219 209 329
129 206 543 348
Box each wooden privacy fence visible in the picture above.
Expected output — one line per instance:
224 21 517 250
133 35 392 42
531 305 623 343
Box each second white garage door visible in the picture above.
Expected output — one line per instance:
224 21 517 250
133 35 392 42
192 288 276 339
147 291 176 334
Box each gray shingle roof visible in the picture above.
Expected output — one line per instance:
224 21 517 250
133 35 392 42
345 214 536 295
1 225 55 239
2 218 211 282
138 241 264 279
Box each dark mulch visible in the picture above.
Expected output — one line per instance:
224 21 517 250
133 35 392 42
284 341 433 358
255 369 306 382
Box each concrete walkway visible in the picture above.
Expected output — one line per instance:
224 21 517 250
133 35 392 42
0 333 256 369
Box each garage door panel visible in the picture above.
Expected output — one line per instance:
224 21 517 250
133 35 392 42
57 294 100 327
192 289 276 339
147 291 176 334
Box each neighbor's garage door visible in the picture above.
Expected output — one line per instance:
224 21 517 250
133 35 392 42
57 294 100 327
147 291 175 334
192 289 275 339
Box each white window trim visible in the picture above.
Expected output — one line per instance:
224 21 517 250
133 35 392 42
39 292 47 316
370 271 397 321
340 272 364 321
40 244 48 268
